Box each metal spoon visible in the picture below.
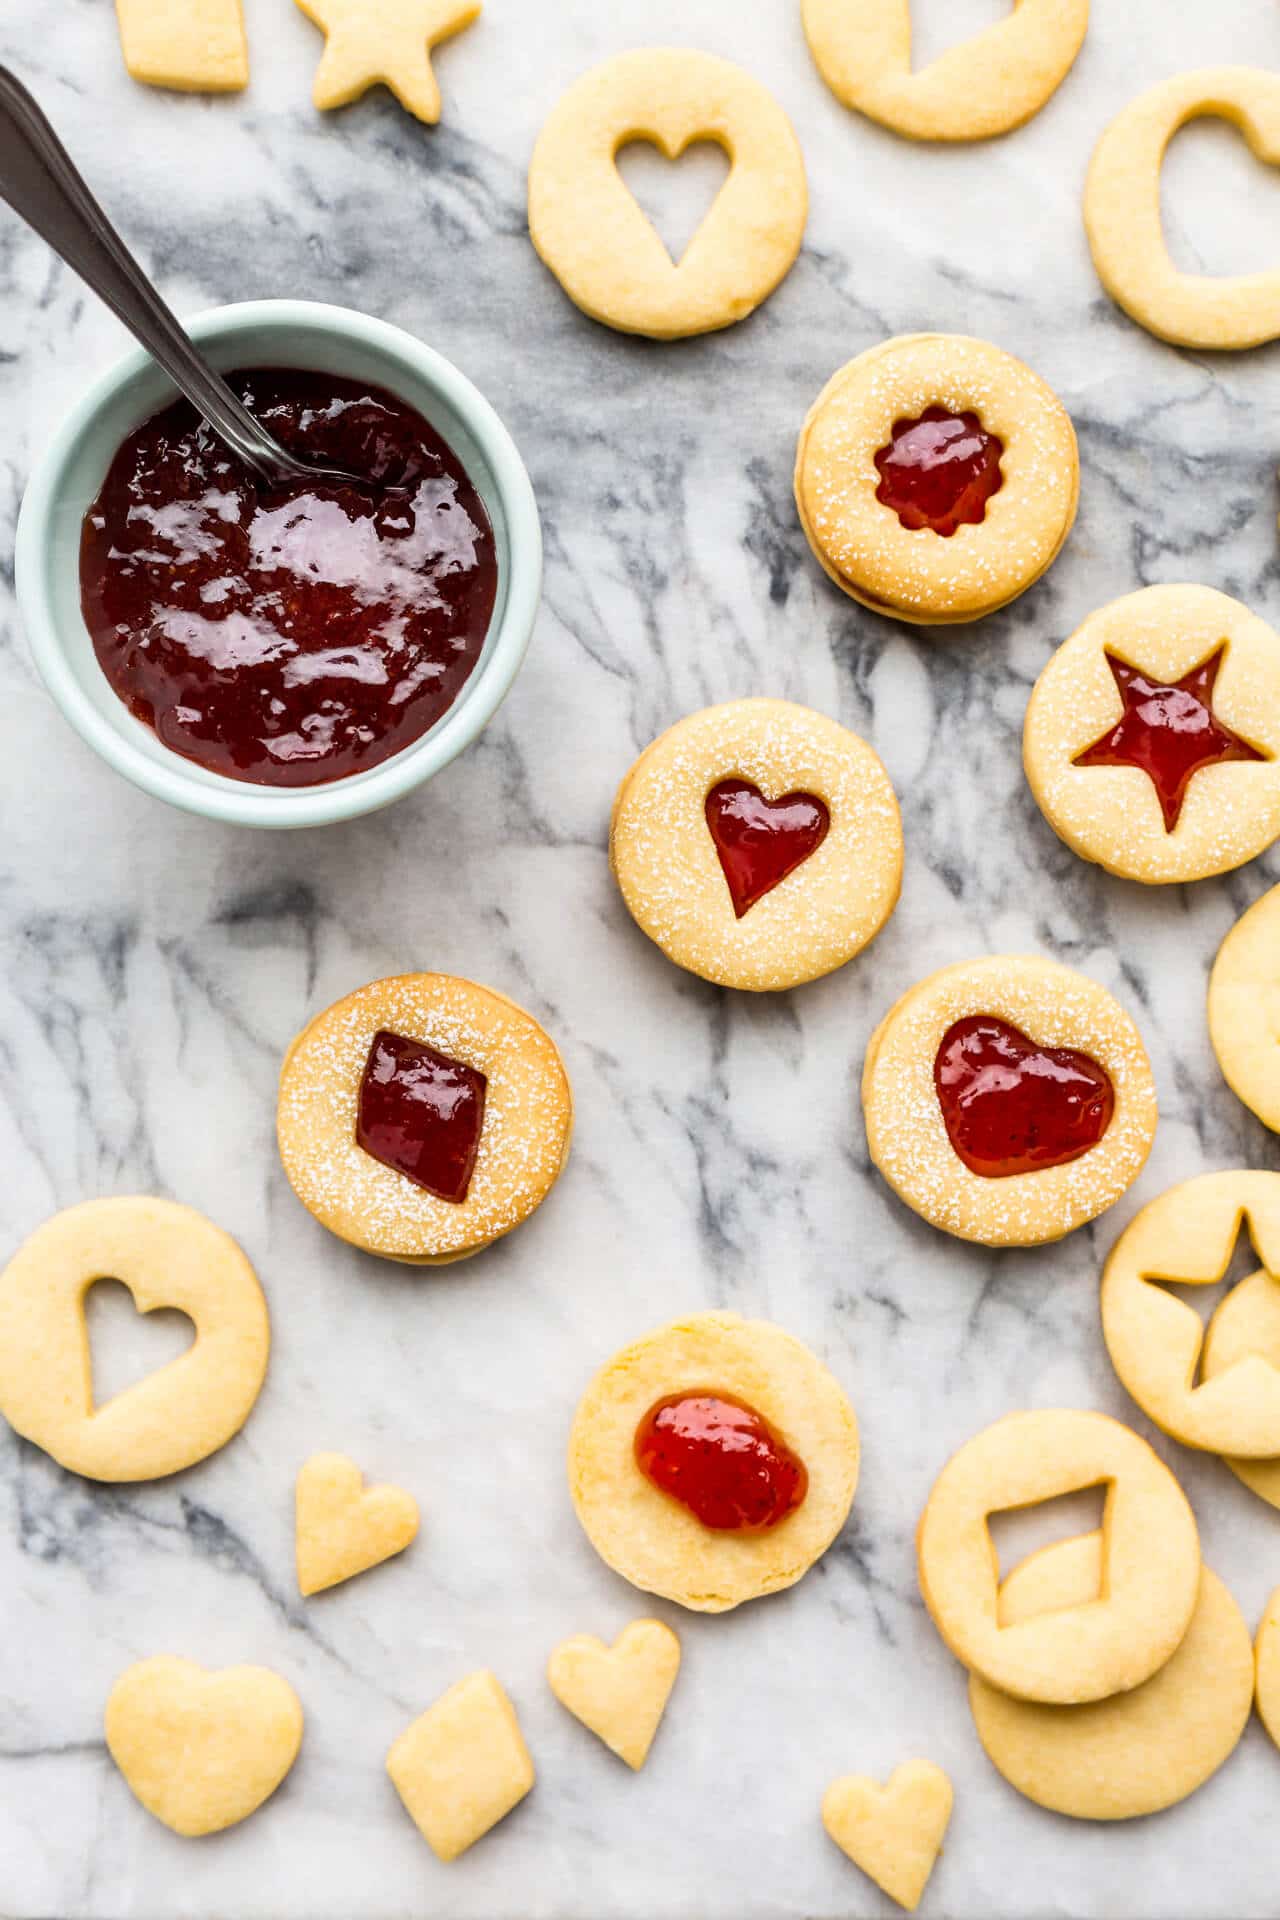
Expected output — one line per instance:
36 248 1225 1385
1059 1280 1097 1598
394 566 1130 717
0 66 363 490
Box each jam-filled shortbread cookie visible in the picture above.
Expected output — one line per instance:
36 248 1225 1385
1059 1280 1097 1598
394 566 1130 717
1100 1171 1280 1457
802 0 1087 143
528 49 807 340
862 955 1156 1247
1209 885 1280 1130
795 334 1078 626
105 1658 303 1837
0 1197 269 1482
969 1534 1252 1820
610 699 902 992
822 1761 953 1914
277 973 572 1264
1085 69 1280 351
567 1312 858 1613
293 0 480 123
918 1409 1200 1704
1024 586 1280 884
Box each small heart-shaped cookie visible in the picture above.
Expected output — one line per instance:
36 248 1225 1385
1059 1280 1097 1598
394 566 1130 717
105 1656 303 1837
548 1619 680 1769
296 1452 419 1596
822 1760 953 1912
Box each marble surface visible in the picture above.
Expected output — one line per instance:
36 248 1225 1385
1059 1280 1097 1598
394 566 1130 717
3 0 1280 1914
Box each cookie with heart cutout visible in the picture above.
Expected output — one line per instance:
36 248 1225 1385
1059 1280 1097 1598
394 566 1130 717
0 1196 269 1482
1024 586 1280 884
822 1760 953 1913
610 698 902 991
567 1312 858 1613
862 955 1156 1247
528 48 807 339
105 1657 303 1836
795 333 1078 625
969 1533 1252 1820
548 1619 680 1769
277 973 572 1265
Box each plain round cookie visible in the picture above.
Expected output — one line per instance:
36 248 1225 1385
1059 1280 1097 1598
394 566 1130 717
527 48 807 340
610 699 903 991
1255 1587 1280 1751
794 333 1078 625
1203 1268 1280 1507
277 974 573 1265
567 1312 859 1612
1209 885 1280 1129
0 1197 269 1482
1085 68 1280 350
1024 585 1280 884
1101 1171 1280 1457
802 0 1088 142
969 1534 1252 1819
918 1409 1200 1704
862 955 1156 1247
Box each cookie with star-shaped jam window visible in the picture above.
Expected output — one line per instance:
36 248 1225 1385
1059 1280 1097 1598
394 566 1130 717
610 699 903 991
1024 585 1280 883
277 973 572 1264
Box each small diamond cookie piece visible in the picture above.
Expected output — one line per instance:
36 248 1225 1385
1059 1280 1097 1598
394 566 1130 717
387 1671 534 1862
822 1760 953 1913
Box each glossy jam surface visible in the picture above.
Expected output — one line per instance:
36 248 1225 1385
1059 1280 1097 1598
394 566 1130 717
704 780 830 918
934 1016 1114 1179
80 368 497 786
356 1030 487 1203
874 406 1004 537
1072 647 1267 833
634 1390 808 1531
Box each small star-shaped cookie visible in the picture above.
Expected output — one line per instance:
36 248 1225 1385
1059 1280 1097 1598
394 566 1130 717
294 0 480 124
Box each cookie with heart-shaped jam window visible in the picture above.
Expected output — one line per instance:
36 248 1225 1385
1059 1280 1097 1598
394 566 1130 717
795 334 1078 625
862 955 1156 1246
277 973 572 1264
568 1312 859 1612
610 699 902 991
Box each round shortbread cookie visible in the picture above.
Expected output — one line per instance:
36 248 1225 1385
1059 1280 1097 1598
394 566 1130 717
1209 884 1280 1130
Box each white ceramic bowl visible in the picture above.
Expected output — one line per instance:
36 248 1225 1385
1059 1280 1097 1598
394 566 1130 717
15 300 541 828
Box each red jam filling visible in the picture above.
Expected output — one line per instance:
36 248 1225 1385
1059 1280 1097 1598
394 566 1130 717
934 1016 1114 1179
874 406 1004 537
1072 647 1267 833
704 780 830 918
634 1390 808 1531
79 368 497 787
356 1030 486 1204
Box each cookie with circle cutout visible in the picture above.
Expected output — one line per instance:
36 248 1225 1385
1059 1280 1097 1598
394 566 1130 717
1085 68 1280 350
1209 884 1280 1130
295 1452 420 1596
1024 586 1280 884
528 48 806 340
795 333 1078 627
548 1619 680 1770
0 1197 268 1483
918 1409 1200 1704
277 973 572 1265
105 1657 303 1837
969 1533 1252 1819
822 1760 953 1913
1201 1264 1280 1507
1101 1171 1280 1458
610 698 902 991
802 0 1087 143
862 955 1156 1248
567 1312 858 1614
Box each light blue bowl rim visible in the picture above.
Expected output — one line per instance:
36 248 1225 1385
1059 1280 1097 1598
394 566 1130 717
14 298 542 829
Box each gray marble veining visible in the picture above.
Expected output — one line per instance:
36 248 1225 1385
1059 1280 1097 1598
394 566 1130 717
2 0 1280 1914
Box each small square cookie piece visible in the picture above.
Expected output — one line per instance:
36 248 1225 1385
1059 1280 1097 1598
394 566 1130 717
387 1671 533 1861
115 0 248 92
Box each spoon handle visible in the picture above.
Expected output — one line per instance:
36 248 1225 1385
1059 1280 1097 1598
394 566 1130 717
0 67 290 483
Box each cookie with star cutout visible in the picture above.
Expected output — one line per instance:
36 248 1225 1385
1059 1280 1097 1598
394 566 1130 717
293 0 479 123
1024 585 1280 883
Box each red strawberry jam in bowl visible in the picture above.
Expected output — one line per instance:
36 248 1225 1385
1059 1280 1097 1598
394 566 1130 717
634 1390 809 1531
16 301 541 828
